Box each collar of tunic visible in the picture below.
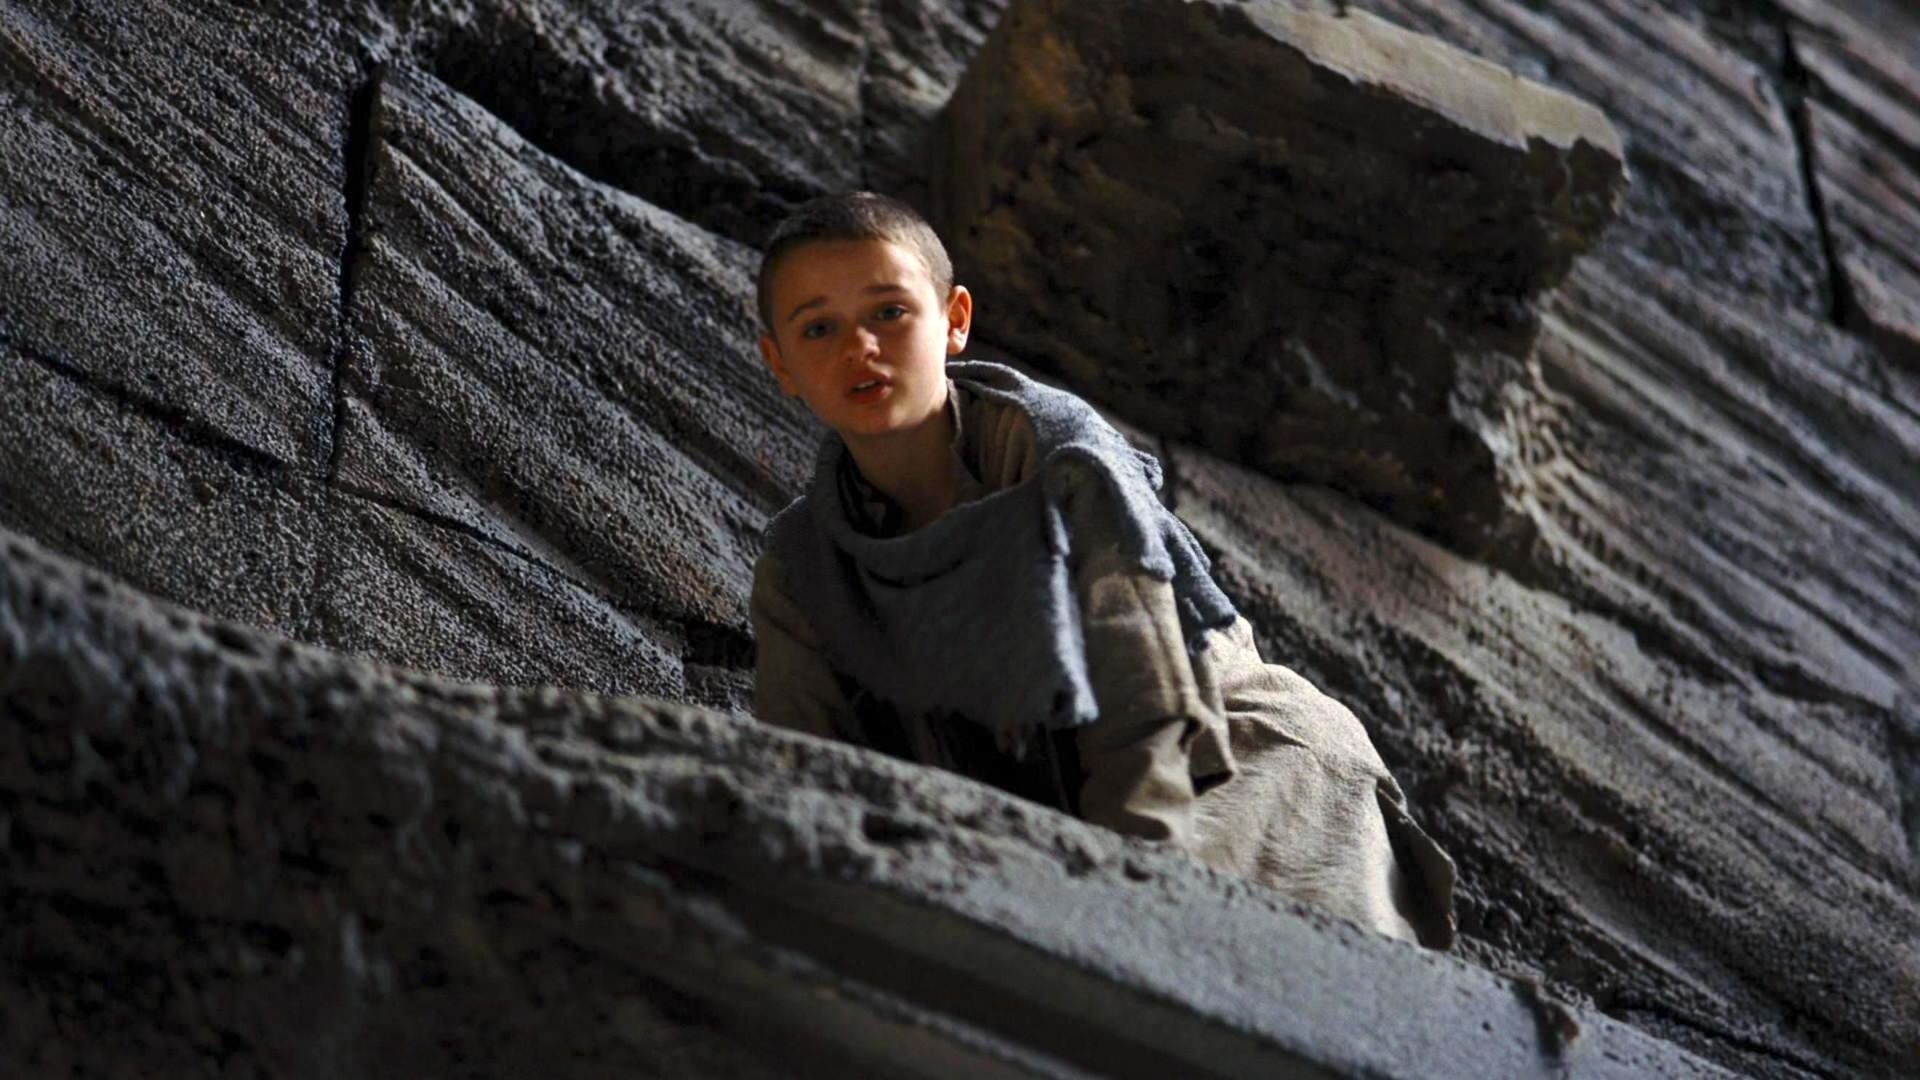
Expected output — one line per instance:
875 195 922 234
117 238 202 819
834 379 988 538
764 360 1238 747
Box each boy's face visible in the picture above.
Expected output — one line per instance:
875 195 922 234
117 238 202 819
757 238 971 442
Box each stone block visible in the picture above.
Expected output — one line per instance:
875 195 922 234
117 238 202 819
0 0 354 470
931 0 1624 553
0 526 1732 1079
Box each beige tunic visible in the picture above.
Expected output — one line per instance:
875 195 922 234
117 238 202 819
752 380 1455 948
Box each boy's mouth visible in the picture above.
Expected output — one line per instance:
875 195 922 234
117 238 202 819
847 375 892 399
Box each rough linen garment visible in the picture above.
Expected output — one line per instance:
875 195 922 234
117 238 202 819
759 360 1237 751
1189 617 1456 947
752 364 1455 947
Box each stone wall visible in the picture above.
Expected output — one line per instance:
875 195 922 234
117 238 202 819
2 0 1916 1075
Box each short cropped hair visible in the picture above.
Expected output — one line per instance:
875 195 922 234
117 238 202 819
756 191 954 334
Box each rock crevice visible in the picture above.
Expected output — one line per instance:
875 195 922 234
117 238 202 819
1777 17 1860 329
326 63 386 482
2 329 288 482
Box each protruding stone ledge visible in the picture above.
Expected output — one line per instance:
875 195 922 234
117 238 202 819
1 528 1723 1077
930 0 1625 554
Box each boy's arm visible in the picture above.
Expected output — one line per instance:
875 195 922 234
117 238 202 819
749 549 850 741
1060 462 1234 849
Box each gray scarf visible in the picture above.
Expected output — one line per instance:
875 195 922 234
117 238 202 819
760 360 1237 751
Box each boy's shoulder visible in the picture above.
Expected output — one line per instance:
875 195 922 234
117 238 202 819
949 361 1134 456
949 374 1040 494
750 494 821 620
948 360 1137 483
757 491 820 568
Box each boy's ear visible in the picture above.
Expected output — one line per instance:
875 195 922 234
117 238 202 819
945 285 973 356
758 333 797 396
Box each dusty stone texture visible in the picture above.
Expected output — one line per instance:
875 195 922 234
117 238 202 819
328 62 819 698
931 0 1626 555
376 0 1007 245
0 529 1732 1079
0 327 707 704
1354 0 1826 318
1170 438 1920 1078
0 337 321 638
1776 0 1920 365
4 0 1920 1077
0 0 353 471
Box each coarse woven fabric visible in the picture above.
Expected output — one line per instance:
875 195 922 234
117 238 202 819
760 360 1239 749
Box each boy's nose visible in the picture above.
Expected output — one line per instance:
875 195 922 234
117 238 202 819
842 326 880 362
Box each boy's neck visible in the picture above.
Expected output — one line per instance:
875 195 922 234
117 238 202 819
841 383 961 533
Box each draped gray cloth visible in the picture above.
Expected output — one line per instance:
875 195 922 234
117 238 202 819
759 360 1238 751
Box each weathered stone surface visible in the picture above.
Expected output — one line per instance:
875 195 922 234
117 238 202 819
4 0 1920 1076
931 0 1625 554
1354 0 1825 316
1528 254 1920 718
0 332 699 700
334 63 816 655
1774 0 1920 363
1262 0 1920 644
1169 436 1920 1077
1133 9 1920 1073
310 492 694 701
0 0 354 470
1794 60 1920 366
0 529 1731 1079
397 0 1007 245
0 337 323 637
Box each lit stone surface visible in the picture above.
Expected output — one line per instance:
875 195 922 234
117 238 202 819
0 0 1916 1076
0 529 1728 1078
931 0 1626 554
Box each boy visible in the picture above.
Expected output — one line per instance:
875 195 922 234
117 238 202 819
750 192 1454 948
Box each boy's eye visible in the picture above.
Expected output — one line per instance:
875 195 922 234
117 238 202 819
876 304 907 320
801 321 830 340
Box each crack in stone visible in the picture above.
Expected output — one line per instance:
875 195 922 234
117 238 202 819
2 321 287 481
327 480 694 651
326 64 385 483
854 0 879 190
332 480 581 590
1608 994 1831 1077
1776 19 1858 330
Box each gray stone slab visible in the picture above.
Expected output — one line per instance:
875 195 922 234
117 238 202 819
1354 0 1825 316
0 335 697 702
1531 252 1920 717
0 527 1730 1079
311 489 690 700
0 336 322 639
401 0 1008 243
930 0 1624 555
1167 432 1920 1078
0 0 353 469
333 64 819 642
